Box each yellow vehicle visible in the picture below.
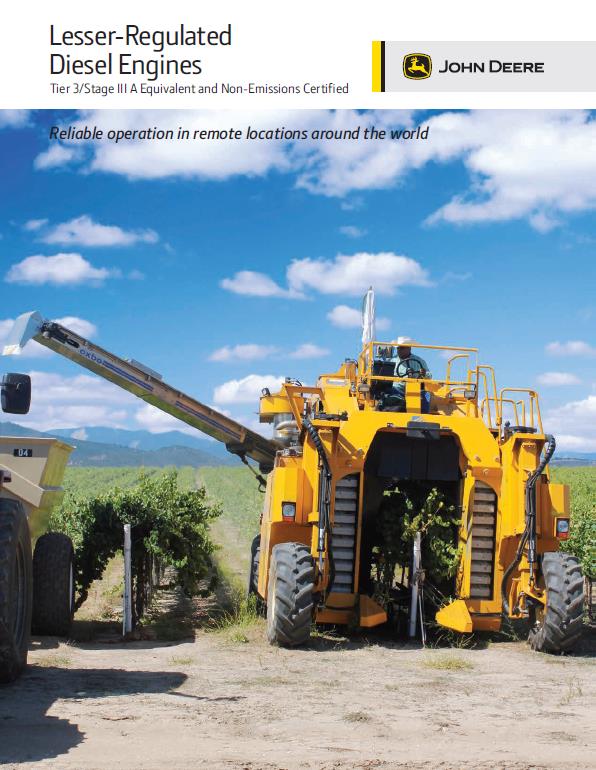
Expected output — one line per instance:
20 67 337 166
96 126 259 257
3 310 585 653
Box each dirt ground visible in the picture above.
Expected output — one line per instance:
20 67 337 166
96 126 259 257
1 619 595 770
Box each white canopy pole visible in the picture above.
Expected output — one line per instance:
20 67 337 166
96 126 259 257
361 286 376 346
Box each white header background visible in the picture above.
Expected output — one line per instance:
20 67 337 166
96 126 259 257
1 0 595 108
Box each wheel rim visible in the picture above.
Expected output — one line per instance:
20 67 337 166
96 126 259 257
13 541 26 647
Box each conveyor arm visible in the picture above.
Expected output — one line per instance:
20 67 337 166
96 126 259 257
2 311 278 472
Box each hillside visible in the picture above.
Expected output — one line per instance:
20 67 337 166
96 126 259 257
0 421 235 468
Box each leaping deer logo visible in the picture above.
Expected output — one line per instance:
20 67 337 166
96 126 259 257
403 53 432 80
408 56 429 76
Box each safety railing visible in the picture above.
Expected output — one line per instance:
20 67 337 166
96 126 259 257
499 388 543 433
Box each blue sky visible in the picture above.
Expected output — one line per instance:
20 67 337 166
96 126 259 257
0 109 595 451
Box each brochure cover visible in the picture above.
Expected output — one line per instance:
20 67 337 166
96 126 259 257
0 3 594 768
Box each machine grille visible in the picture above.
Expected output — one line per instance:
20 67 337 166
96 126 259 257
331 474 360 593
470 482 497 599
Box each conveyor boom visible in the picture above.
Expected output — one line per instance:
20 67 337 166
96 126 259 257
3 312 278 472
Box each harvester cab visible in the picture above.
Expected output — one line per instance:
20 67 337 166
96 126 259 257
3 309 585 654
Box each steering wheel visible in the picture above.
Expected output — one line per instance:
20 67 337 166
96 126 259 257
395 357 425 379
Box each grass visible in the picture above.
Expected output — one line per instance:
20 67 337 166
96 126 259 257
558 678 583 706
344 711 371 723
421 653 474 671
168 655 195 666
208 590 265 643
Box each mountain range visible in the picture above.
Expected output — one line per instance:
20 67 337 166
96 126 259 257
0 422 235 467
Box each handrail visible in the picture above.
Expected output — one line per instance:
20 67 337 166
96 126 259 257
478 365 500 427
498 388 543 433
446 353 470 383
478 370 493 428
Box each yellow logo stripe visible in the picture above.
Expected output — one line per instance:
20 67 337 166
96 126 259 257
372 41 383 92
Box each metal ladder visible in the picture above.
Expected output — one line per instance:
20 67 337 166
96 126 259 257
331 474 360 593
470 482 497 599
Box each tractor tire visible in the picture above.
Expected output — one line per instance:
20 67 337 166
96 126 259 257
266 542 314 647
0 499 33 683
32 533 75 637
528 552 585 654
247 534 261 597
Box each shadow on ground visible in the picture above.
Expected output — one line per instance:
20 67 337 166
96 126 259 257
0 665 187 764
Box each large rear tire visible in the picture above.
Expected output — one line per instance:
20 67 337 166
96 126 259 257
32 533 75 637
528 552 585 654
0 499 32 683
266 542 314 647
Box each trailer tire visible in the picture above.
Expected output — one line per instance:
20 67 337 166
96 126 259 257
528 552 585 654
0 499 32 683
266 542 314 647
32 533 74 637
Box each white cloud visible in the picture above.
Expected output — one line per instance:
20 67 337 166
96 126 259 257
55 316 98 338
209 343 278 362
326 305 360 328
220 270 303 299
5 253 117 286
544 394 596 453
0 110 30 129
553 434 596 453
34 144 78 170
339 225 366 238
288 343 329 359
287 252 431 297
227 252 430 301
340 197 364 211
537 372 581 386
327 304 390 330
70 428 88 441
40 215 158 247
23 218 48 232
545 340 596 357
213 374 285 404
423 111 596 230
13 370 136 432
528 212 560 233
0 315 97 358
36 110 596 231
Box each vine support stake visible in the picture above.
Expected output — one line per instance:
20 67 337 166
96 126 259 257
123 523 133 636
409 531 422 639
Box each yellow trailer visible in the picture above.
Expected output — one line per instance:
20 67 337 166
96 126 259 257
0 375 74 682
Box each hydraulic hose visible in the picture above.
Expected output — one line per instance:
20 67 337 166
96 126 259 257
501 434 556 615
302 417 335 595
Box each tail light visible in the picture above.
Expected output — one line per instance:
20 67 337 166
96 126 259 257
555 518 570 540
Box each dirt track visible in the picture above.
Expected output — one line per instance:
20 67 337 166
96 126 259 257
1 626 595 770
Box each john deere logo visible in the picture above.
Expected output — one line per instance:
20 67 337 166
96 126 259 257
403 53 432 80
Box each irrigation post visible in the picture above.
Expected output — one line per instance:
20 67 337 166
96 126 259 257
123 523 133 635
409 531 422 638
